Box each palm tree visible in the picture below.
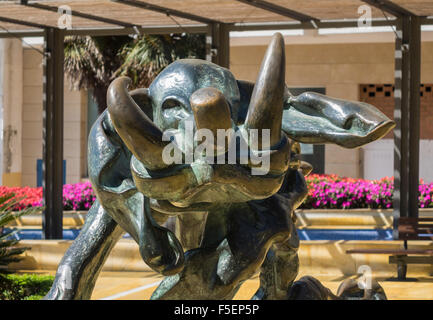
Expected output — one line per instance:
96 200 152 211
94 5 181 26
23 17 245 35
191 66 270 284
64 33 205 114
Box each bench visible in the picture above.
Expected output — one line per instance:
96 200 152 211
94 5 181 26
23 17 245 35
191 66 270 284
346 217 433 280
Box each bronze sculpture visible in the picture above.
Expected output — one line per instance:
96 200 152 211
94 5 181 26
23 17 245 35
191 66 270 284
45 33 394 300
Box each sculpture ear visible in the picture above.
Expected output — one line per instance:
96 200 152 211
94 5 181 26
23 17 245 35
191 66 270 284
237 81 394 149
283 91 395 149
129 88 153 121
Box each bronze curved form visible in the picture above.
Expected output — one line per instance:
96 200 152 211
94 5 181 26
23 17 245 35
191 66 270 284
45 33 394 300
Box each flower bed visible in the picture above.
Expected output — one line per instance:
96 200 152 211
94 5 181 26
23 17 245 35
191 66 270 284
301 174 433 209
0 181 95 211
1 175 432 211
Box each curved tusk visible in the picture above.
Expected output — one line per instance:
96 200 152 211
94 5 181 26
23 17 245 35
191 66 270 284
107 77 171 170
244 32 285 148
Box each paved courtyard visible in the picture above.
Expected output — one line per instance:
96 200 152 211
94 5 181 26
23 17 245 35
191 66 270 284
92 271 433 300
27 270 433 300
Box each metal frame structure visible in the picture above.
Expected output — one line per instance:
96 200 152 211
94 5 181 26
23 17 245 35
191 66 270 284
394 15 421 241
42 27 65 239
360 0 422 239
235 0 319 23
24 2 139 28
0 0 430 239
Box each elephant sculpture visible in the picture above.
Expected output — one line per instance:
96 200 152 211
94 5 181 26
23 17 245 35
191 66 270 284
45 33 394 300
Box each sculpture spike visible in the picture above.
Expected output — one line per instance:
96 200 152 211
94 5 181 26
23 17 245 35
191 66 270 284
244 32 285 148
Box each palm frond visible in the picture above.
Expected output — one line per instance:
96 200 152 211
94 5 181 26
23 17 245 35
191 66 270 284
115 33 205 88
0 205 39 227
63 33 205 113
0 230 18 243
0 193 36 272
0 247 30 263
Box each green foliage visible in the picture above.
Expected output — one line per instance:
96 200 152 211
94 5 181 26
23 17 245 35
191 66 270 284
0 194 40 273
0 273 54 300
64 35 132 114
116 33 206 88
64 33 206 114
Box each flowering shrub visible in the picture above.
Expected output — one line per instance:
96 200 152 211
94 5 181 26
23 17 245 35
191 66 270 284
62 182 96 211
1 175 433 211
0 182 95 211
0 186 42 210
300 174 433 209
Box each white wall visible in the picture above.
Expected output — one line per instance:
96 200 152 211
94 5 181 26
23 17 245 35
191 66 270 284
1 39 23 187
22 48 87 187
363 139 433 183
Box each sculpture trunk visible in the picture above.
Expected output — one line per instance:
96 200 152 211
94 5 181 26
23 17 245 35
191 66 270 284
107 77 170 170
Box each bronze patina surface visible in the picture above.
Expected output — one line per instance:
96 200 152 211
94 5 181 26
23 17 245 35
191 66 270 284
45 33 394 300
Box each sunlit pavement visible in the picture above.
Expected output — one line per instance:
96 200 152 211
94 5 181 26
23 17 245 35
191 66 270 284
94 272 433 300
22 269 433 300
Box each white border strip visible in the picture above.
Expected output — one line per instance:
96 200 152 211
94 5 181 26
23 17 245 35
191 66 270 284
99 280 161 300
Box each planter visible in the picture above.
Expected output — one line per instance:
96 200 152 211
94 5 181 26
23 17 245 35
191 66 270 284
7 211 88 228
8 208 433 229
295 208 433 229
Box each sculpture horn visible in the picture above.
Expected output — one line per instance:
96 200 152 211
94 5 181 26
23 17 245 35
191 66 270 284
244 32 285 148
107 77 170 170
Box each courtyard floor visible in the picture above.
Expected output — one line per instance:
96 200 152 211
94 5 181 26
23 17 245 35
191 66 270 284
27 270 433 300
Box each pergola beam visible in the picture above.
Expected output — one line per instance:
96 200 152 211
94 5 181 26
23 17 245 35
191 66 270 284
235 0 319 23
24 2 138 28
0 30 44 38
2 16 433 38
230 18 395 31
111 0 220 25
0 24 210 38
64 25 210 36
0 15 48 29
361 0 416 17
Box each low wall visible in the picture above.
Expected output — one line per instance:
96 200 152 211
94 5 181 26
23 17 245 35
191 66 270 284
9 239 433 278
296 208 433 229
9 239 144 272
300 240 433 277
7 211 87 228
9 208 433 229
